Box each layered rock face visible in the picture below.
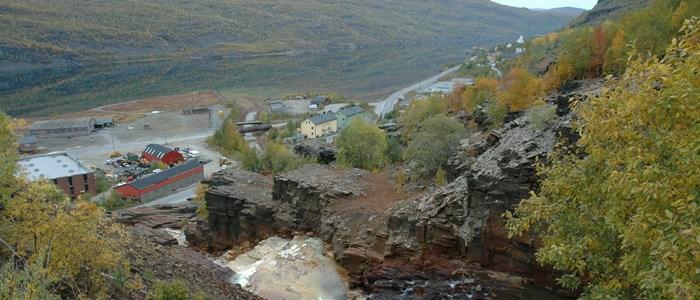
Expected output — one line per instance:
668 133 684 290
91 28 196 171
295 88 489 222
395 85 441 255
200 80 601 297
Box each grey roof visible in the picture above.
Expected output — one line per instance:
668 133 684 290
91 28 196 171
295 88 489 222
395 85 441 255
30 117 95 130
18 152 92 180
128 160 202 190
20 135 38 144
94 118 114 125
337 106 365 117
309 113 337 125
311 96 329 105
144 144 174 158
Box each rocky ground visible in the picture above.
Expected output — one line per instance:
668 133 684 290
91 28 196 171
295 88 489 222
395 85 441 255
115 203 261 300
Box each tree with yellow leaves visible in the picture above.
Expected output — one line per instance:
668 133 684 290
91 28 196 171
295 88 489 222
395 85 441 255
0 110 130 299
507 18 700 299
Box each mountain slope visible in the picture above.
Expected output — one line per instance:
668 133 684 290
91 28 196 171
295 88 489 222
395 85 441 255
570 0 651 27
533 7 587 17
0 0 576 63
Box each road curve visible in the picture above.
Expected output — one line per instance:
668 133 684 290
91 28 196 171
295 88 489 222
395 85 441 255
371 65 462 118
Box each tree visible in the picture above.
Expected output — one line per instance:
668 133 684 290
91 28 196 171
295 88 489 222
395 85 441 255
399 95 448 141
0 112 17 202
404 116 464 176
497 67 543 112
603 29 627 75
336 120 388 170
590 25 608 76
506 19 700 299
0 111 129 299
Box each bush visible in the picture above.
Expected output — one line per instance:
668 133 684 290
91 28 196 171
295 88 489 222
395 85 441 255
259 139 308 174
336 120 388 170
150 280 190 300
404 116 464 176
526 105 557 129
99 191 136 211
486 102 508 129
434 168 447 186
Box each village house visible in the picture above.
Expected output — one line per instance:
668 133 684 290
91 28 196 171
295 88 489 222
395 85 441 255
335 106 365 130
142 144 185 166
18 152 96 198
29 117 96 138
300 113 337 139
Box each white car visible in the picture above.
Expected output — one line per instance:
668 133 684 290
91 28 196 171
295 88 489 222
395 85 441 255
188 150 200 158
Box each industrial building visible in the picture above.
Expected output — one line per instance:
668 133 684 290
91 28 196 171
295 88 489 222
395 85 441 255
29 117 96 138
300 113 337 139
18 152 96 198
142 144 184 166
114 160 204 202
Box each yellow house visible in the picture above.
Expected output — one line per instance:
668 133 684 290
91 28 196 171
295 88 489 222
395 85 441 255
300 113 337 139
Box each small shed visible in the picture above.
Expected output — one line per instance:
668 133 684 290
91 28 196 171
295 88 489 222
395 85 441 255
94 118 114 129
310 96 330 107
142 144 184 166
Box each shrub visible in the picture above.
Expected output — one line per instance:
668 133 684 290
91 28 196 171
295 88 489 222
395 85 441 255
404 116 464 176
526 105 557 129
336 120 388 170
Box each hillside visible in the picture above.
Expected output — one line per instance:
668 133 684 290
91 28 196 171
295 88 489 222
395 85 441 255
571 0 650 26
0 0 575 63
533 7 587 17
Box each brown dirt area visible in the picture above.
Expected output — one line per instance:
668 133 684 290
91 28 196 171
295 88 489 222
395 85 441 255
18 91 225 131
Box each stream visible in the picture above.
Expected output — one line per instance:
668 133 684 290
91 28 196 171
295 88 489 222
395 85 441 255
219 236 359 300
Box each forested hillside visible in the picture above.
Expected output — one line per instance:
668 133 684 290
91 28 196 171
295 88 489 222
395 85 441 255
0 0 575 63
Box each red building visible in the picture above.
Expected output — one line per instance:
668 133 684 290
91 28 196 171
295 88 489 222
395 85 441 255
142 144 184 166
18 152 96 198
115 160 203 202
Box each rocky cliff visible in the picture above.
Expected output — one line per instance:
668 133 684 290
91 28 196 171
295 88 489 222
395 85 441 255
198 80 602 298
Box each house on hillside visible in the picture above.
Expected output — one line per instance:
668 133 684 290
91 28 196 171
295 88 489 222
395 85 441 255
142 144 184 166
29 117 96 138
114 160 203 201
335 106 365 130
18 152 96 198
300 113 337 139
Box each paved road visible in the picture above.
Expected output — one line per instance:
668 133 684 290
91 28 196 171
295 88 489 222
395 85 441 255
371 65 462 118
490 63 503 77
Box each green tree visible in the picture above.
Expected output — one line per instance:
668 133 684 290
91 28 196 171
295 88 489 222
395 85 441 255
399 95 448 141
404 116 464 176
506 19 700 299
259 139 307 174
0 112 17 201
336 120 388 170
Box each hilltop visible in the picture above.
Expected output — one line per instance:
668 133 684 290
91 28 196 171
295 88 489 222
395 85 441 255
0 0 576 64
571 0 650 26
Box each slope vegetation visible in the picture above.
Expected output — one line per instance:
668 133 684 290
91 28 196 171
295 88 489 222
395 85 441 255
0 0 575 62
